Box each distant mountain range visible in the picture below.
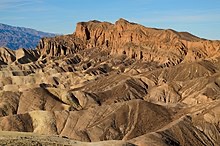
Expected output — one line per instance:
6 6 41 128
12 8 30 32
0 23 56 50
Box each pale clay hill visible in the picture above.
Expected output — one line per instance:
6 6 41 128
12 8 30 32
0 18 219 146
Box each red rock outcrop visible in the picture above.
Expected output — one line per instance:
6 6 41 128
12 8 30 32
37 18 220 67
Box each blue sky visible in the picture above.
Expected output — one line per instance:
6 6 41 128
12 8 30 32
0 0 220 40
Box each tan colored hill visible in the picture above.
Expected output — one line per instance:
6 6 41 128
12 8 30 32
0 19 219 146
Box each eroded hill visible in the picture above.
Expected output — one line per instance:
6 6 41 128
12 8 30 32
0 19 219 146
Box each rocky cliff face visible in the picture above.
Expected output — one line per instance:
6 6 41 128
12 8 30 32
38 18 220 67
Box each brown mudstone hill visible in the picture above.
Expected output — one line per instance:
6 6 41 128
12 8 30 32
0 19 220 146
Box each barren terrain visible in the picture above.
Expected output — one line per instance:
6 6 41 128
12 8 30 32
0 19 219 145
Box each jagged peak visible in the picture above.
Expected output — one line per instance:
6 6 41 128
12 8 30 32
74 19 199 42
37 19 220 64
75 18 135 32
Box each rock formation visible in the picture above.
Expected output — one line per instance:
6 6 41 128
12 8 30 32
37 18 220 66
0 19 220 146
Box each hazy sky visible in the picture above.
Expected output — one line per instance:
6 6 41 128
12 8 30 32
0 0 220 40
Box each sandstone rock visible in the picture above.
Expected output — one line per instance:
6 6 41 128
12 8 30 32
37 19 220 67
